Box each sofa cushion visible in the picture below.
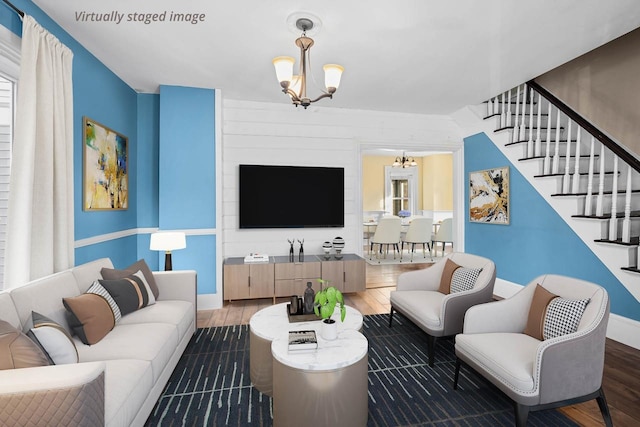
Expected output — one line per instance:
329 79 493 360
390 290 446 330
63 294 116 345
0 320 50 370
27 312 78 365
118 300 194 338
101 259 159 299
75 322 178 383
438 258 460 294
455 332 539 393
98 273 155 317
103 359 154 427
543 297 590 340
450 267 483 293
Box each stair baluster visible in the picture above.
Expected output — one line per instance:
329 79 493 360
609 156 619 240
552 109 561 174
519 84 527 142
622 166 632 243
571 128 582 194
596 145 606 217
500 92 506 128
513 85 521 143
534 93 542 156
585 136 596 216
527 89 535 158
506 89 512 127
544 102 552 174
562 120 572 193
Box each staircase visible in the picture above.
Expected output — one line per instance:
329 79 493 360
480 81 640 302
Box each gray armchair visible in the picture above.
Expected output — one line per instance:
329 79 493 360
389 252 496 366
454 274 612 427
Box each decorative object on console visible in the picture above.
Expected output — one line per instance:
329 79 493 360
272 14 344 109
392 152 417 168
297 238 304 262
332 236 345 258
322 241 332 258
83 116 128 211
314 284 346 340
288 239 295 262
150 231 186 271
303 281 315 314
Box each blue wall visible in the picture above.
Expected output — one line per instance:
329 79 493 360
3 1 140 265
158 85 216 294
464 132 640 320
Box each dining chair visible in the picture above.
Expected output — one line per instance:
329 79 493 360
432 217 453 256
401 217 433 262
369 216 402 261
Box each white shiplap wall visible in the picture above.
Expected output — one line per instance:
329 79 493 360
221 99 463 259
0 79 13 290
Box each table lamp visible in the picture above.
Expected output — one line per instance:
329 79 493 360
150 232 186 271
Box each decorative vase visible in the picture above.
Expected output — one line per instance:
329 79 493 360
303 282 315 314
288 239 295 262
298 238 304 262
332 237 345 257
321 318 337 340
322 241 332 258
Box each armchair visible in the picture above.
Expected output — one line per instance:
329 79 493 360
389 252 496 366
453 274 612 427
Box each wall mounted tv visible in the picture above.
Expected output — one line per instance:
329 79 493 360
239 164 345 229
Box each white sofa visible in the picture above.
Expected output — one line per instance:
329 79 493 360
0 258 197 427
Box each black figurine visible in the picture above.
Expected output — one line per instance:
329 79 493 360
298 238 304 262
304 281 315 314
288 238 295 262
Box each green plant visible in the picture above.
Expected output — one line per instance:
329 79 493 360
313 281 346 322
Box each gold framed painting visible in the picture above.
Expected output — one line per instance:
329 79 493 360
469 166 509 224
83 117 128 210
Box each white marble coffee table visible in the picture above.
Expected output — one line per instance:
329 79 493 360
271 329 368 427
249 303 363 396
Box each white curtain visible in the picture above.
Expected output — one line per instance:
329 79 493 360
4 15 74 288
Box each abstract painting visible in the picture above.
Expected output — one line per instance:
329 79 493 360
469 166 509 224
83 117 128 210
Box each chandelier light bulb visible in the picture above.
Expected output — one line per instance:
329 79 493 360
323 64 344 91
272 56 295 87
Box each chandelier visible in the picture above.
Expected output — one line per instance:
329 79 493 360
272 17 344 109
393 152 417 168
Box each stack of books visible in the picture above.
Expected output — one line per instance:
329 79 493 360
288 330 318 351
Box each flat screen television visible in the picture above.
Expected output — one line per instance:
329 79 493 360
239 164 344 229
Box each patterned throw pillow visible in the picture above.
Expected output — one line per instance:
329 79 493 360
87 281 122 323
98 271 155 317
27 312 78 365
449 267 482 293
63 293 116 345
542 297 590 340
100 259 160 299
0 320 50 369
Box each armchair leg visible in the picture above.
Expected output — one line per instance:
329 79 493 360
453 358 461 390
389 308 395 327
596 387 613 427
426 335 436 367
515 403 530 427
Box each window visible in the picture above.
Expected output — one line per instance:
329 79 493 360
384 166 417 216
0 26 20 290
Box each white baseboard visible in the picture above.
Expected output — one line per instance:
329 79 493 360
197 293 222 310
494 278 640 350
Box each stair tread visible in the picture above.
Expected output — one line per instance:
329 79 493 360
621 267 640 274
505 139 576 146
572 210 640 220
535 171 618 178
519 155 594 161
552 189 640 197
595 237 640 246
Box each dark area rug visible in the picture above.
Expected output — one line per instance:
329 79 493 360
145 314 578 426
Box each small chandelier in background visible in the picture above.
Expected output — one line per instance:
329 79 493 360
272 17 344 109
393 152 417 168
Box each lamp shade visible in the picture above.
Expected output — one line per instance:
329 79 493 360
323 64 344 90
273 56 295 84
150 232 186 252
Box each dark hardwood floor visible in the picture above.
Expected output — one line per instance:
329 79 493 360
199 262 640 427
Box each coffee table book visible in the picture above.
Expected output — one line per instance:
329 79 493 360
288 330 318 351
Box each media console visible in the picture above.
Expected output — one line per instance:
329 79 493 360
223 254 366 303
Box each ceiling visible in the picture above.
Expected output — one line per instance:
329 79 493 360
30 0 640 116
